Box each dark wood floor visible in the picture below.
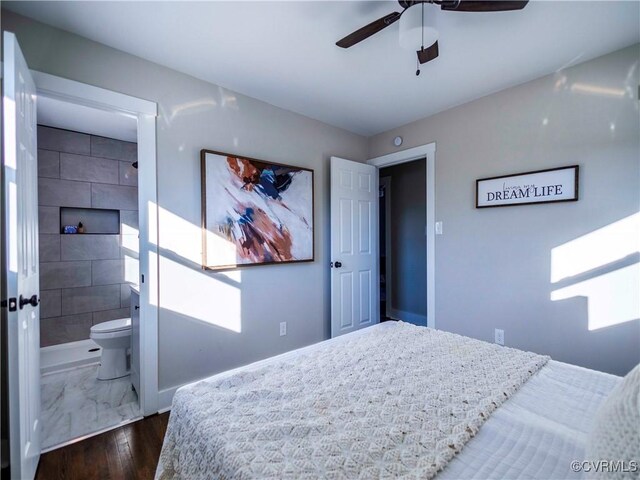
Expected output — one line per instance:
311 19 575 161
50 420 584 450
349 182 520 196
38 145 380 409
35 412 169 480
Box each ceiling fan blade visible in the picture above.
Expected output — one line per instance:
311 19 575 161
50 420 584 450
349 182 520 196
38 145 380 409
336 12 402 48
441 1 528 12
417 41 439 64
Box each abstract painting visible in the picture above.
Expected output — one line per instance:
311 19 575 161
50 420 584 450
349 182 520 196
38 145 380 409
201 150 314 269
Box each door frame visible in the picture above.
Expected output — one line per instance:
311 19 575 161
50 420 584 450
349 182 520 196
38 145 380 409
368 143 436 328
31 70 160 416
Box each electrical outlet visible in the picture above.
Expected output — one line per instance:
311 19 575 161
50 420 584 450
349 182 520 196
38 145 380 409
494 328 504 346
435 221 443 235
280 322 287 336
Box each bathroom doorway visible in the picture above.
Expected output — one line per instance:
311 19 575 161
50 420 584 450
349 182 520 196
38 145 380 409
36 98 144 450
2 51 159 472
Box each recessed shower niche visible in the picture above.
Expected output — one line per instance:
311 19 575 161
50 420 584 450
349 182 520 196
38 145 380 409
60 207 120 234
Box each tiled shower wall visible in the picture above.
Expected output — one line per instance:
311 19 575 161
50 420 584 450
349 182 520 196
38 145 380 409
38 126 139 347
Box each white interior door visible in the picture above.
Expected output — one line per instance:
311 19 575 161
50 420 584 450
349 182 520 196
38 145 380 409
3 31 41 480
330 157 379 337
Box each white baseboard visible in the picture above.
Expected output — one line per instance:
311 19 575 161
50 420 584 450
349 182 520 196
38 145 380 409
389 308 427 326
158 386 179 413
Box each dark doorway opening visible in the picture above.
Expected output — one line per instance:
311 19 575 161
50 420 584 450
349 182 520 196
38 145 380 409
378 159 427 326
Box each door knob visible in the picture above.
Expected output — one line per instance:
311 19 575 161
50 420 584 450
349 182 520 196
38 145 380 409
334 261 342 268
19 294 39 309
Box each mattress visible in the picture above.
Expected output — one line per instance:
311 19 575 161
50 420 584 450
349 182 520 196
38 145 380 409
157 323 620 479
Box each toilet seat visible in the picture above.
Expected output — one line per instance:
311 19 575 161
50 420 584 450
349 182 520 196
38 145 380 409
91 318 131 334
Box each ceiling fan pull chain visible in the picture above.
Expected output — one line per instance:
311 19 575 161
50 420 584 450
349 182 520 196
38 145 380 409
421 1 425 49
416 0 424 75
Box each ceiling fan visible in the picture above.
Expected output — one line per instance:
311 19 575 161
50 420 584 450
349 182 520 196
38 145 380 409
336 1 528 74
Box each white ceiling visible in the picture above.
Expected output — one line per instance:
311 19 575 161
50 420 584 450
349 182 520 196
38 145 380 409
38 96 138 142
7 1 640 136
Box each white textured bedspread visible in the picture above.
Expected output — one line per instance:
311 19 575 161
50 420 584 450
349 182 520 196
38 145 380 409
158 322 549 479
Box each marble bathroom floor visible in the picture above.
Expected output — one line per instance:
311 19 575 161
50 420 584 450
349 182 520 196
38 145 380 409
41 364 141 450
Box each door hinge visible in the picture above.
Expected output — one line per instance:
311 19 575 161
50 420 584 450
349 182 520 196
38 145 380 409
1 298 18 312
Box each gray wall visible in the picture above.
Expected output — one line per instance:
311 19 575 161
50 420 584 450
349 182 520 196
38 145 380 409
369 45 640 376
380 160 427 324
37 126 138 347
0 11 368 390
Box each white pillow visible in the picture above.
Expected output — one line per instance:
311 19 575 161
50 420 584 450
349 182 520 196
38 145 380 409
585 363 640 479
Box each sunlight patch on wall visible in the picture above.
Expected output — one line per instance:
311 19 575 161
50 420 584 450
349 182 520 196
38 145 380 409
205 228 237 268
121 218 139 284
121 221 138 237
551 213 639 283
121 230 139 255
156 204 239 268
150 203 241 330
551 264 640 331
124 254 139 285
159 256 242 333
551 212 640 331
157 205 202 265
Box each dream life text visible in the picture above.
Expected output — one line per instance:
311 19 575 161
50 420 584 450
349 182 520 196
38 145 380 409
486 182 563 202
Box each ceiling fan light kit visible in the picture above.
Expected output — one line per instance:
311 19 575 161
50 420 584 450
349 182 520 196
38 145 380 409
399 3 439 51
336 1 529 75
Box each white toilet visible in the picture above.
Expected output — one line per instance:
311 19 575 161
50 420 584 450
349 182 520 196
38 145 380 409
90 318 132 380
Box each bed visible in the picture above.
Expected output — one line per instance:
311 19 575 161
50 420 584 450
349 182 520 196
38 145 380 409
156 322 623 479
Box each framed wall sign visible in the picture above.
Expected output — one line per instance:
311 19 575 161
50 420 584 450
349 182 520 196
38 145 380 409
201 149 314 270
476 165 579 208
